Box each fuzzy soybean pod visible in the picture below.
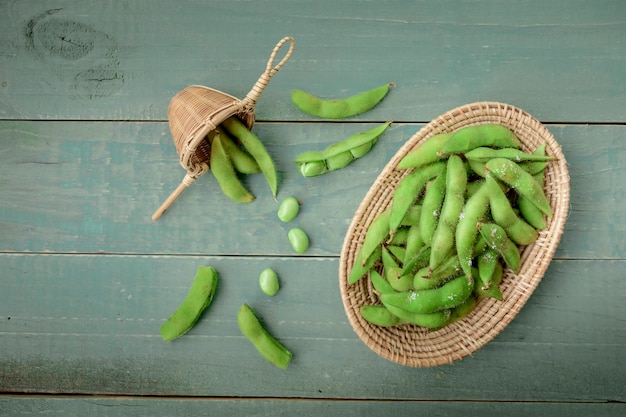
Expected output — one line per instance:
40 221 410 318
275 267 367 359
380 301 451 329
413 254 462 291
440 124 522 155
221 117 278 197
291 82 393 119
455 181 490 281
360 305 408 327
519 146 549 229
369 269 396 295
397 133 452 170
485 157 552 218
478 222 521 274
160 266 219 342
216 127 261 174
464 147 555 163
294 122 391 176
475 262 504 301
210 133 255 203
485 175 538 246
353 208 391 267
349 246 383 285
401 246 431 276
389 161 446 232
237 304 292 370
382 246 412 292
403 223 425 267
477 248 499 290
419 167 447 246
429 155 467 272
380 275 473 314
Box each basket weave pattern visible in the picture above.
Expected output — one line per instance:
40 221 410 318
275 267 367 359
339 102 570 367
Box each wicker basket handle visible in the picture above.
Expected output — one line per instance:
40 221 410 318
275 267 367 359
151 163 207 221
241 36 295 110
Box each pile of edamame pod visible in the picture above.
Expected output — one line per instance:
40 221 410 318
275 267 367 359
349 124 555 330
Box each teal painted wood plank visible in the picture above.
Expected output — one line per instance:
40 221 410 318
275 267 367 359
0 121 623 259
1 254 624 401
1 396 625 417
0 0 624 122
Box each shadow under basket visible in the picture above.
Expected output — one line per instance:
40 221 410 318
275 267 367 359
339 101 570 367
152 36 295 221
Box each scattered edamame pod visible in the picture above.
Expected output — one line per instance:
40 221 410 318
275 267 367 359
259 268 280 296
277 196 300 222
160 266 219 342
221 116 278 197
288 227 310 254
237 304 292 370
291 82 394 119
294 122 392 177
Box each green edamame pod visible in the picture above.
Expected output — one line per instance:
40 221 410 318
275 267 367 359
369 269 396 295
403 223 425 266
475 262 504 301
478 222 521 274
518 145 549 229
294 122 392 176
353 208 391 268
216 127 261 174
477 248 499 290
441 124 522 155
381 301 451 329
349 246 382 285
413 254 462 290
387 245 407 263
237 304 292 370
360 305 408 327
518 143 549 175
389 161 446 232
443 294 478 327
485 157 552 218
464 147 555 163
419 167 447 246
397 133 452 170
291 83 393 119
380 275 473 314
221 117 278 197
429 155 467 271
401 245 431 276
401 204 422 227
210 133 255 203
160 266 219 342
382 246 412 292
485 175 538 246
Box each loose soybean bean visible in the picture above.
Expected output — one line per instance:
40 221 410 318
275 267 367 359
288 227 309 254
259 268 280 296
277 196 300 222
160 266 219 342
291 83 393 119
237 304 292 369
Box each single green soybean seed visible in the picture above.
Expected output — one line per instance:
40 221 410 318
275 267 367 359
259 268 280 296
277 196 300 222
160 266 219 342
325 150 354 170
288 227 309 253
237 304 292 370
350 141 373 158
299 160 328 177
291 82 393 119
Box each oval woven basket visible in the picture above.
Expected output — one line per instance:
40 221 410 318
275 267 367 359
338 101 570 367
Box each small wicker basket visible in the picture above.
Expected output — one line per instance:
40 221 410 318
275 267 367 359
339 102 570 367
152 36 295 220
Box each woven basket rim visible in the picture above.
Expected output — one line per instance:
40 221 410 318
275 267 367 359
338 101 570 367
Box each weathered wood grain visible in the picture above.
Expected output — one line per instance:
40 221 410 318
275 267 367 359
0 121 622 259
1 396 624 417
1 254 624 401
0 0 624 122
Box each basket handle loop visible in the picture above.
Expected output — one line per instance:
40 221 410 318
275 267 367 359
242 36 295 109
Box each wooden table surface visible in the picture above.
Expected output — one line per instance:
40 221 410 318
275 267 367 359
1 1 625 415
